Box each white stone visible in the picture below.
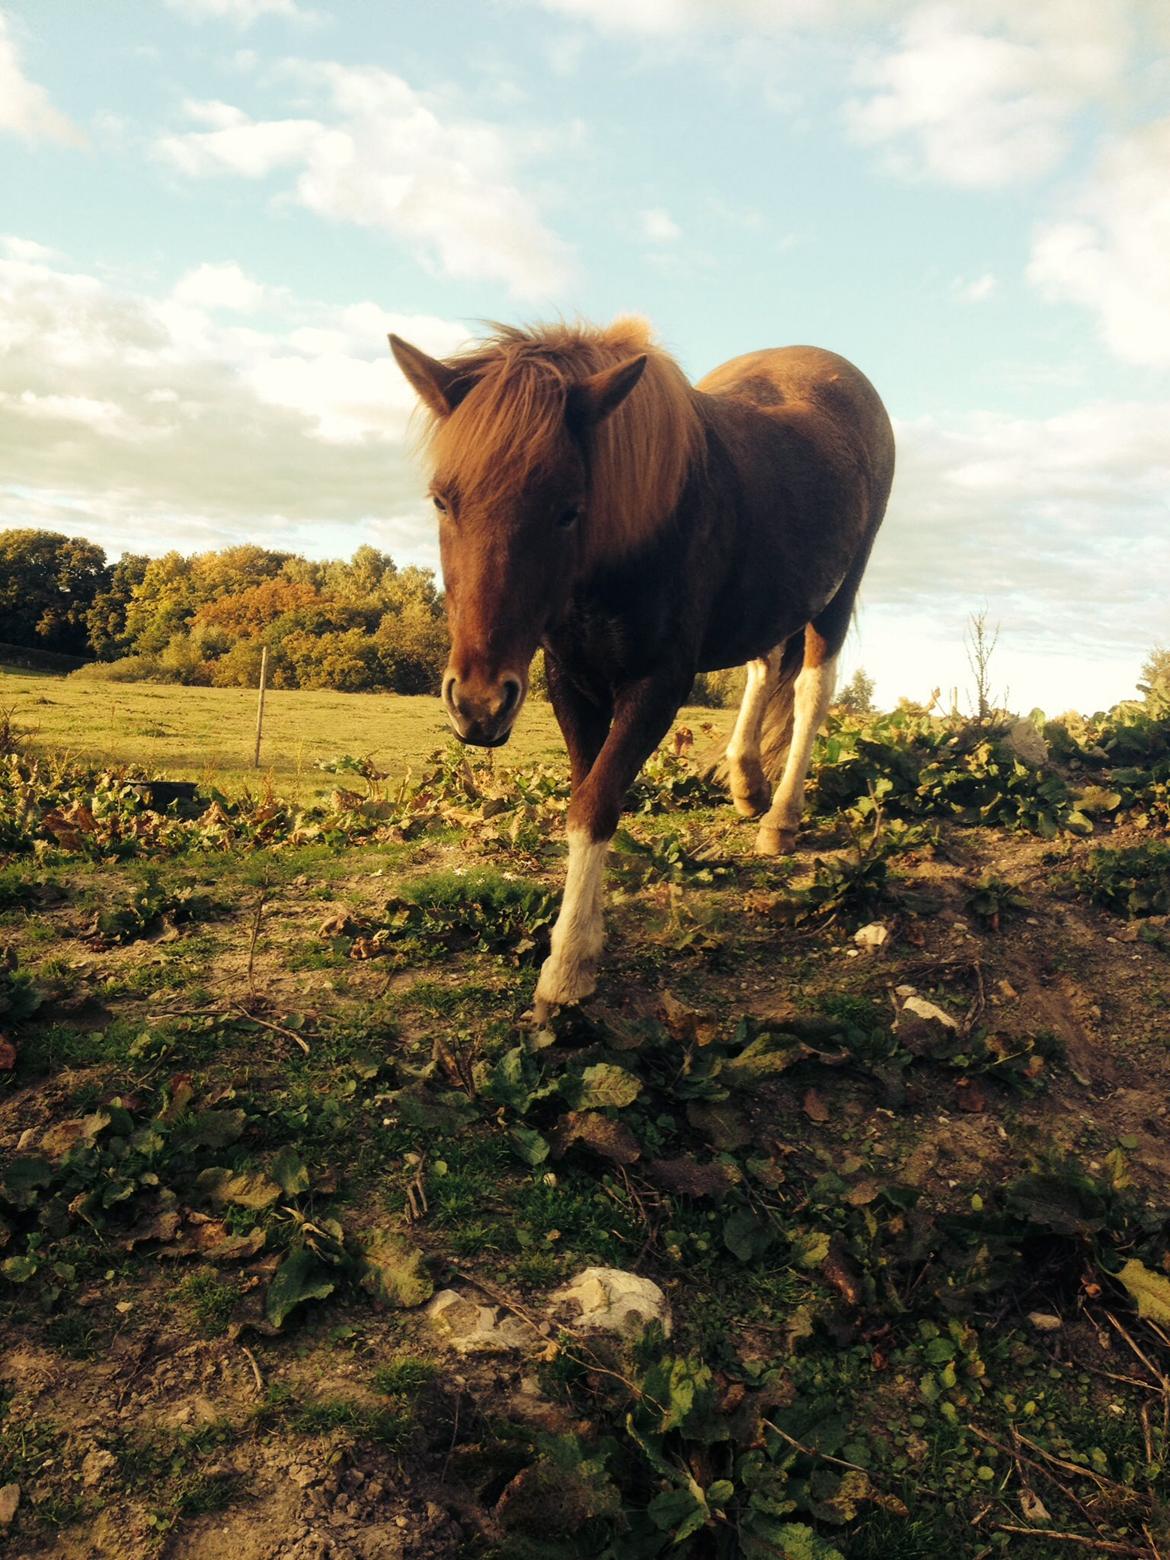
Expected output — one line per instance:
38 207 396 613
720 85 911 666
424 1288 534 1355
898 996 959 1031
549 1267 671 1339
853 923 888 949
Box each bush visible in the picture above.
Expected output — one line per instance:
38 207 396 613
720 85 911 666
69 654 175 684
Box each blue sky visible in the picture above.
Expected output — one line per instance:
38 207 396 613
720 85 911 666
1 0 1167 711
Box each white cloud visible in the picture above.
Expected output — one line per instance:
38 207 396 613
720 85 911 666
173 261 269 312
640 207 681 242
0 11 85 146
0 248 470 561
2 235 60 261
1028 117 1170 368
872 400 1170 660
845 1 1132 187
953 272 996 302
164 0 309 26
156 67 573 299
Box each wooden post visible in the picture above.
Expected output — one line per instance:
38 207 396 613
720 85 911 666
253 645 269 769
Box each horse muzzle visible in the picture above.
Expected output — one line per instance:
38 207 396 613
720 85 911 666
442 672 524 747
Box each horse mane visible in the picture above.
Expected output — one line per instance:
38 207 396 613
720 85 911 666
420 316 703 562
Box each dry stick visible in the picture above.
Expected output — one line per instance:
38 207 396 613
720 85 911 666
240 1344 264 1396
1101 1310 1170 1391
967 1425 1100 1532
761 1418 896 1486
1144 1525 1165 1560
246 891 266 1001
230 1001 311 1056
1011 1428 1133 1496
991 1526 1151 1557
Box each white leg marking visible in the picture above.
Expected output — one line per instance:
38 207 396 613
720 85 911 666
534 827 609 1011
757 654 837 854
726 651 779 816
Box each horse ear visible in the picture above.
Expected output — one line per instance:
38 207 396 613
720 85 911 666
388 334 474 418
566 354 648 430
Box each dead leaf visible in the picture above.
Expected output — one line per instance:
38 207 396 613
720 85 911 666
802 1088 830 1124
956 1078 992 1114
845 1179 880 1207
0 1483 20 1525
645 1156 741 1200
0 1036 15 1071
122 1210 182 1251
550 1111 641 1165
1019 1488 1052 1524
822 1235 863 1308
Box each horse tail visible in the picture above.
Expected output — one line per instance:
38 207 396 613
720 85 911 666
758 635 803 782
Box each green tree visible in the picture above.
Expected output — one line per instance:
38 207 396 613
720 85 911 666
1138 646 1170 713
836 667 876 716
87 553 149 659
0 529 109 655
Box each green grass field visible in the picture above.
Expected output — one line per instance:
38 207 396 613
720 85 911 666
1 665 734 798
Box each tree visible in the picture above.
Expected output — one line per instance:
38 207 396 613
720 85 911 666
965 608 1002 722
836 667 876 715
0 529 109 655
87 553 149 660
1138 646 1170 713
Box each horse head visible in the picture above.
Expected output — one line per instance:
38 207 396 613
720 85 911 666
389 332 646 746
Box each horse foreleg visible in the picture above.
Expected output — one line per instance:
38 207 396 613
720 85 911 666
726 649 780 816
534 672 689 1019
757 627 837 856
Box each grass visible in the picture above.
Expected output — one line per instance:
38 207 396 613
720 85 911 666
1 663 735 800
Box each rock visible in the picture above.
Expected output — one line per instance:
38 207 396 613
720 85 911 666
424 1289 534 1354
853 923 888 950
81 1449 117 1488
1027 1312 1063 1332
900 997 958 1030
1005 719 1049 769
896 996 960 1058
894 984 917 998
0 1484 19 1525
549 1267 671 1339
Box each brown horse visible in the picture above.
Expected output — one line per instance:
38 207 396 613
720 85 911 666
389 318 894 1019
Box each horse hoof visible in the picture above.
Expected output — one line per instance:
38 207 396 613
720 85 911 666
756 824 797 856
534 958 597 1011
731 792 766 819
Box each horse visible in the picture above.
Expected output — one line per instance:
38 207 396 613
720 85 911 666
389 317 895 1020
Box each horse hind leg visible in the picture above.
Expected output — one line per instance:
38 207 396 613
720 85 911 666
725 649 780 817
756 623 838 856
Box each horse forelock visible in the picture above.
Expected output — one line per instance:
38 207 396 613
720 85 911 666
420 318 702 561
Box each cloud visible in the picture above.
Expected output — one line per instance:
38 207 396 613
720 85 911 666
640 207 681 242
0 11 85 146
156 67 573 300
1028 117 1170 368
953 272 996 302
845 1 1132 187
0 248 469 561
872 399 1170 657
173 261 270 311
164 0 310 25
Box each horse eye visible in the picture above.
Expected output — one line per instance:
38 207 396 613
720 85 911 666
432 494 448 515
557 505 581 529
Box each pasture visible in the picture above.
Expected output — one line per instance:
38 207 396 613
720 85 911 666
2 684 1169 1559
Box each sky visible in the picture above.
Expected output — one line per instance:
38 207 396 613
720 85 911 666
1 0 1168 713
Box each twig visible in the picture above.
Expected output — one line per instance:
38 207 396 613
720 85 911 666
1101 1310 1170 1391
247 891 266 1000
1012 1428 1133 1495
1143 1524 1164 1560
967 1425 1099 1531
231 1001 311 1055
761 1418 898 1486
240 1344 264 1396
991 1526 1151 1556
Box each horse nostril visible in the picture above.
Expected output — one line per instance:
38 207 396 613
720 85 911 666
499 678 521 719
444 676 464 718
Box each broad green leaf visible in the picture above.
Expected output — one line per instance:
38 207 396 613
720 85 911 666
1117 1258 1170 1325
791 1230 831 1268
185 1108 247 1149
271 1146 311 1196
508 1125 550 1166
2 1254 37 1282
265 1247 335 1328
564 1062 641 1110
647 1484 708 1542
723 1208 774 1263
195 1166 281 1209
771 1522 846 1560
359 1230 433 1308
0 1156 53 1210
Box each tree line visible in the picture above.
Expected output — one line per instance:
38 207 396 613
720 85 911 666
0 529 450 694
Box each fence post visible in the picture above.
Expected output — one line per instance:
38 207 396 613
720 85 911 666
253 645 269 769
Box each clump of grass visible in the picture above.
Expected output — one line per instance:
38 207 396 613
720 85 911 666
170 1271 241 1336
